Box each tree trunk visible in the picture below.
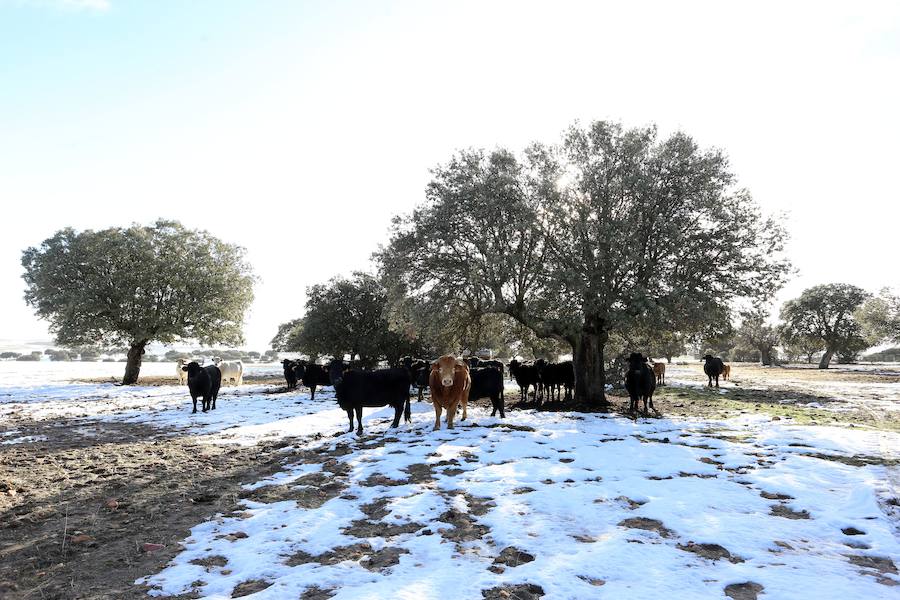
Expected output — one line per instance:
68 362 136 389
760 346 773 366
666 356 672 364
123 340 149 385
573 314 609 405
818 347 834 369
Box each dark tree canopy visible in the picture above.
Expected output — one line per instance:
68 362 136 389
22 220 255 383
275 272 424 368
779 283 870 369
379 121 791 403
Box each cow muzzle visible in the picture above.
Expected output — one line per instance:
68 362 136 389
442 377 453 387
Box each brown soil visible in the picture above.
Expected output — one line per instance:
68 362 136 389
0 419 310 599
724 582 764 600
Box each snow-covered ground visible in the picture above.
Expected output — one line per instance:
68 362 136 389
1 362 899 598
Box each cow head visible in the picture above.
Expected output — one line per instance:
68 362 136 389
327 359 349 386
282 359 294 368
701 354 715 362
181 361 203 375
626 352 646 372
432 355 467 387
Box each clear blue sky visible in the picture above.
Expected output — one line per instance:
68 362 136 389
1 0 899 351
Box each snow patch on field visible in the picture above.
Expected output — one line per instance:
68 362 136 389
139 409 900 599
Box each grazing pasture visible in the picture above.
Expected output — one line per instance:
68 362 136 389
0 362 898 598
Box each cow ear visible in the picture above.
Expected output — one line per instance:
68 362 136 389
431 360 439 370
455 358 466 367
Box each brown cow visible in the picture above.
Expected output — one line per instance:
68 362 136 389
722 364 731 381
429 355 471 430
652 361 666 385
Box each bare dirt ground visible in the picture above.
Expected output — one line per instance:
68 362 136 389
1 363 898 598
0 420 308 599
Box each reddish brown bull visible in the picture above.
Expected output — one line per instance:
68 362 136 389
429 355 471 430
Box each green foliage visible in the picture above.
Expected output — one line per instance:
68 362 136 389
379 121 791 401
276 273 426 367
0 352 22 360
864 346 900 362
856 288 900 345
16 351 42 362
780 283 870 368
22 220 255 349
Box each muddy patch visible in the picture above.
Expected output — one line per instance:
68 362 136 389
232 579 272 597
493 546 535 567
360 546 409 572
618 517 673 538
770 504 811 520
677 542 744 563
724 582 764 600
342 519 424 538
285 542 373 567
481 583 544 599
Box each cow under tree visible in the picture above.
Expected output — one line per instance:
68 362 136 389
702 354 725 387
508 359 538 403
282 359 298 389
328 360 411 435
429 355 471 430
294 362 332 400
624 352 656 414
182 361 222 413
468 367 505 418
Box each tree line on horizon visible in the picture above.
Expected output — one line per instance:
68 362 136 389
18 121 900 396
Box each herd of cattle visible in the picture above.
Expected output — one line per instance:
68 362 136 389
175 353 733 431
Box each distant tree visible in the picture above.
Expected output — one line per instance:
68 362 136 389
780 284 870 369
780 333 822 364
247 351 261 360
0 352 21 360
144 354 160 363
856 288 900 345
276 273 426 367
734 308 780 366
262 349 279 362
21 220 255 384
380 122 791 404
16 351 42 362
270 318 303 352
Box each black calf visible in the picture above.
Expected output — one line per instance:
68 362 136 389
624 352 656 414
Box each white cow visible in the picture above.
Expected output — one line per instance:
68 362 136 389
176 358 188 384
213 358 243 386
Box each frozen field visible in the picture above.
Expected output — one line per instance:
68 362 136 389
0 361 898 599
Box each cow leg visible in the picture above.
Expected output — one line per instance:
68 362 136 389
346 409 354 433
715 375 720 388
460 397 467 422
391 403 403 428
355 406 364 435
310 385 316 401
191 395 197 414
433 403 442 431
418 387 423 402
446 401 457 429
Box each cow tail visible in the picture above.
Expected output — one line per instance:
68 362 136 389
404 394 411 423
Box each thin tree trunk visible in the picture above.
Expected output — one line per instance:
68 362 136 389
123 340 149 385
760 347 773 366
573 314 608 405
818 348 835 369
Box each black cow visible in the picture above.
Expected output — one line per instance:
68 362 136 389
702 354 725 388
282 359 298 390
508 359 539 403
401 357 432 402
536 361 574 404
469 367 505 418
328 360 412 435
624 352 656 414
468 357 505 379
182 361 222 413
294 362 331 400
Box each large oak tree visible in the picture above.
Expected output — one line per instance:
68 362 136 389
22 220 255 384
379 121 790 404
779 283 870 368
